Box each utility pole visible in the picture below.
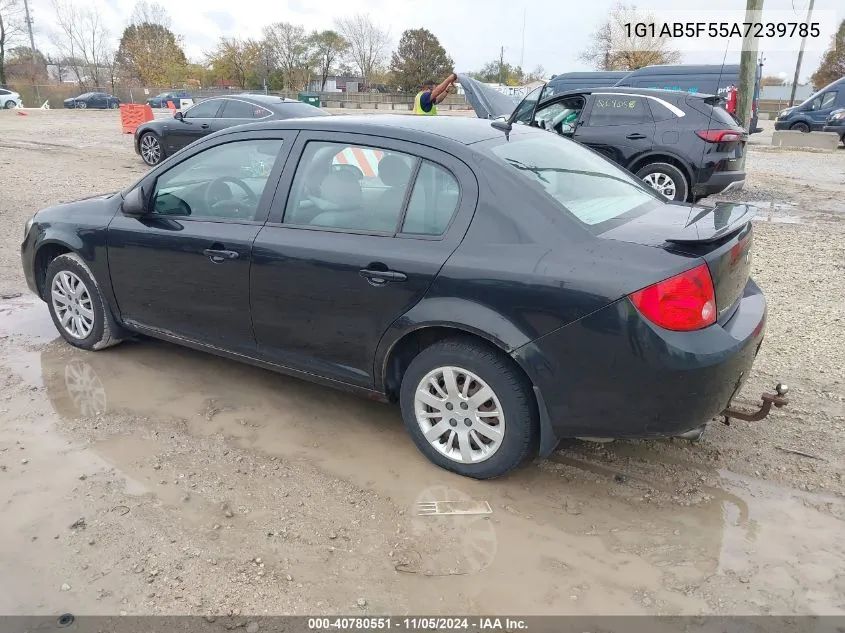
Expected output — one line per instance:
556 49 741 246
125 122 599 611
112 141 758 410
499 46 505 85
520 8 526 70
737 0 764 138
789 0 815 106
22 0 41 104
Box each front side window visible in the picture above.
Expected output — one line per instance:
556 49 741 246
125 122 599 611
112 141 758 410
151 139 284 221
813 91 837 110
480 134 660 232
533 97 585 134
184 99 221 119
586 95 652 126
511 86 542 125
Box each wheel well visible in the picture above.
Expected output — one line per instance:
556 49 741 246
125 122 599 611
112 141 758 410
629 154 692 188
34 244 72 299
382 326 533 402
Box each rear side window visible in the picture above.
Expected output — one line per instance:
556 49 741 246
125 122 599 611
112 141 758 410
401 161 460 236
586 96 652 126
481 134 659 231
221 99 267 119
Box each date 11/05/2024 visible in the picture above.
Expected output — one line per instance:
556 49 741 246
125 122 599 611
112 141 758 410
308 617 528 630
624 21 820 39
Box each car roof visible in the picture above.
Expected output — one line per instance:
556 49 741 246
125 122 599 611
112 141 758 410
621 64 740 77
550 86 718 100
212 114 532 146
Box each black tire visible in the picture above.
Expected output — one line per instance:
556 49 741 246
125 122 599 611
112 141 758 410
45 253 123 351
790 121 810 133
4 100 15 109
399 338 538 479
110 101 119 109
139 131 164 166
77 101 87 109
636 162 689 202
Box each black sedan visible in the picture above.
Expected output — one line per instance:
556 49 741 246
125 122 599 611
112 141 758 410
63 92 120 109
21 115 769 479
134 93 329 166
146 90 193 109
822 108 845 145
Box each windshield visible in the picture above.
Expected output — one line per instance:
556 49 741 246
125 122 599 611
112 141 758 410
478 134 661 230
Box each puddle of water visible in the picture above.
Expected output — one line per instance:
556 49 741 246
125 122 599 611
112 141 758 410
0 295 59 344
2 298 844 614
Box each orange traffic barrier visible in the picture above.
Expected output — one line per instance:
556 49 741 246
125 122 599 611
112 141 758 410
167 101 177 113
120 104 154 134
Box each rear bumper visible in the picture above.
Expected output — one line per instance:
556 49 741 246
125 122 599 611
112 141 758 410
513 278 766 444
694 171 746 197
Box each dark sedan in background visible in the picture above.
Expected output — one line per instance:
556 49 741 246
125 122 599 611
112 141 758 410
146 90 193 108
63 92 121 109
22 115 771 479
823 108 845 145
133 93 329 166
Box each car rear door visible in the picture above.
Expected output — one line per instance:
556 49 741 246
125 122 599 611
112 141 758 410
249 131 478 388
167 98 224 152
107 132 296 354
570 93 655 167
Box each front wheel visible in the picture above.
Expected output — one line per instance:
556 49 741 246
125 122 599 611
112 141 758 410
139 132 164 166
45 253 123 351
110 101 119 109
636 162 689 202
4 100 15 109
790 121 810 133
77 101 87 109
399 339 538 479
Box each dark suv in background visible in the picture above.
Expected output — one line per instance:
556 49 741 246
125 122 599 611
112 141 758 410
458 75 747 202
146 90 193 108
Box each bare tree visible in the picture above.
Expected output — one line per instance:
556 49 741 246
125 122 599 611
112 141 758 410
0 0 25 86
52 0 112 90
263 22 313 90
334 13 389 89
579 2 681 71
129 0 171 28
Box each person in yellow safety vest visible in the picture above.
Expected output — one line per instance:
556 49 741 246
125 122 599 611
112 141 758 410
414 73 458 115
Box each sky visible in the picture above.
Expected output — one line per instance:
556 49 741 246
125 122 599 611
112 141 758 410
25 0 841 83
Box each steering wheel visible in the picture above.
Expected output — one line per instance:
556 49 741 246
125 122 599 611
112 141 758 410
203 176 258 217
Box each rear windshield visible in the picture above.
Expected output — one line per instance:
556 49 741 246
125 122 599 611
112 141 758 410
478 134 660 230
278 102 331 117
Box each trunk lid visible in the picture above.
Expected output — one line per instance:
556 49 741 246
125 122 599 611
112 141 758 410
456 74 519 120
600 202 756 322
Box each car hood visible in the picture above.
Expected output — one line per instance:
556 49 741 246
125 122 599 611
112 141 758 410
456 73 520 120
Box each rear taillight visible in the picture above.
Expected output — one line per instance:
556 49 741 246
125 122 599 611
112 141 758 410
696 129 742 143
629 264 717 331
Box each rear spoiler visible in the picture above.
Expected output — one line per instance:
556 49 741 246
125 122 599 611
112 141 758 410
666 204 756 244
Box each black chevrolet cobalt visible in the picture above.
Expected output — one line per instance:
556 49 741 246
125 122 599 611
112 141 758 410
21 115 767 479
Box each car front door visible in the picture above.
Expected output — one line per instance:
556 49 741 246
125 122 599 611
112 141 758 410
569 93 655 167
166 98 225 153
107 133 294 354
250 133 477 388
807 91 839 130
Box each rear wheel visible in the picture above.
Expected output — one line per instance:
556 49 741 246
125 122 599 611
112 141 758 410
790 121 810 133
4 100 15 109
399 338 537 479
110 101 119 109
139 132 164 166
45 253 123 351
636 162 689 202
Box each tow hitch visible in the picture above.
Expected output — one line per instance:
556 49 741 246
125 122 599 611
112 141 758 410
721 383 789 424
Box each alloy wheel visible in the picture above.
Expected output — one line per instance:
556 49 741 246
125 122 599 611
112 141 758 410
51 270 95 340
643 172 677 199
414 366 506 464
140 134 161 165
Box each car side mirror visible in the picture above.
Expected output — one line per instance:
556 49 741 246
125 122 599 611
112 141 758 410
122 186 148 217
174 111 183 121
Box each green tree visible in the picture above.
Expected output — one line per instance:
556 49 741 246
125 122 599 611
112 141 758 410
810 20 845 89
388 28 453 93
116 22 188 86
206 37 263 89
469 61 524 85
4 45 47 83
309 30 348 91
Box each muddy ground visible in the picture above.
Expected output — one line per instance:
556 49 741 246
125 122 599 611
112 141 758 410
0 110 843 617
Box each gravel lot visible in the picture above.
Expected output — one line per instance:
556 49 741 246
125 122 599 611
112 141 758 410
0 110 843 617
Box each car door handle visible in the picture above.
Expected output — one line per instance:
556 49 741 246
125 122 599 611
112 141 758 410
359 268 408 285
626 133 647 140
200 123 210 129
203 248 239 262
